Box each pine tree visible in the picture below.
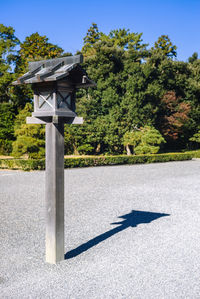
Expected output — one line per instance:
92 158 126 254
12 103 45 158
123 126 165 155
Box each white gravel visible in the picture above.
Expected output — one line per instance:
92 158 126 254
0 160 200 298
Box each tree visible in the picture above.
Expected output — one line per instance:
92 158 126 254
16 32 64 75
12 103 45 158
1 23 197 157
153 35 177 58
0 103 16 154
75 24 150 154
0 24 20 153
0 24 19 62
158 91 191 146
83 23 100 47
12 32 65 108
76 25 200 154
123 129 141 155
0 24 20 104
64 125 76 155
123 126 165 155
184 57 200 147
188 52 198 64
189 131 200 148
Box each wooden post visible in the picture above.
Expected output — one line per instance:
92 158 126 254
45 121 64 264
14 55 95 265
26 116 83 264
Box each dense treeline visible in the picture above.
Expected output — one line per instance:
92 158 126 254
0 23 200 157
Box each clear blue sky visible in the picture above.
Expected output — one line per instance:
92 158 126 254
1 0 199 61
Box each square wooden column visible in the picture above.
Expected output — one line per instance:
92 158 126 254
45 121 64 264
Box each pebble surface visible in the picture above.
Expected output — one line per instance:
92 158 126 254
0 160 200 298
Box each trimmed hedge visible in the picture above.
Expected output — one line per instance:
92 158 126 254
0 152 194 171
0 158 45 171
189 150 200 158
64 152 193 168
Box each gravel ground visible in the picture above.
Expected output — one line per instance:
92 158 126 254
0 160 200 299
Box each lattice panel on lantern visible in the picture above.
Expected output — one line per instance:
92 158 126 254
38 91 54 111
57 91 71 110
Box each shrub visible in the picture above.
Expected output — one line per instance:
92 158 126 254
0 152 193 171
0 139 13 154
0 158 45 171
134 144 160 155
11 103 45 158
123 126 166 155
77 144 94 155
190 131 200 144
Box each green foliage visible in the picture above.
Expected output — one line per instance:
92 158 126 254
16 32 64 74
75 24 200 154
0 23 19 62
0 152 193 171
77 144 94 155
0 22 200 157
0 103 16 154
153 35 177 58
0 24 20 104
12 103 45 158
190 150 200 158
76 25 149 155
123 126 165 155
134 144 160 155
190 131 200 144
64 152 192 168
64 126 75 155
0 158 45 171
83 23 100 52
11 32 64 108
123 130 141 148
188 52 198 64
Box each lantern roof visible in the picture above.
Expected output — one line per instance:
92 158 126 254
13 55 95 88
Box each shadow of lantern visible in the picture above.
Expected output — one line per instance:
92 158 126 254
65 209 170 259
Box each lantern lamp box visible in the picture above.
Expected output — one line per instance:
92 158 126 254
13 54 95 122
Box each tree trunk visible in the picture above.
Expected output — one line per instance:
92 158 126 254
73 146 79 156
126 145 131 156
96 143 101 153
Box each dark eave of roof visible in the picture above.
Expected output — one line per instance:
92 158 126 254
12 55 96 88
